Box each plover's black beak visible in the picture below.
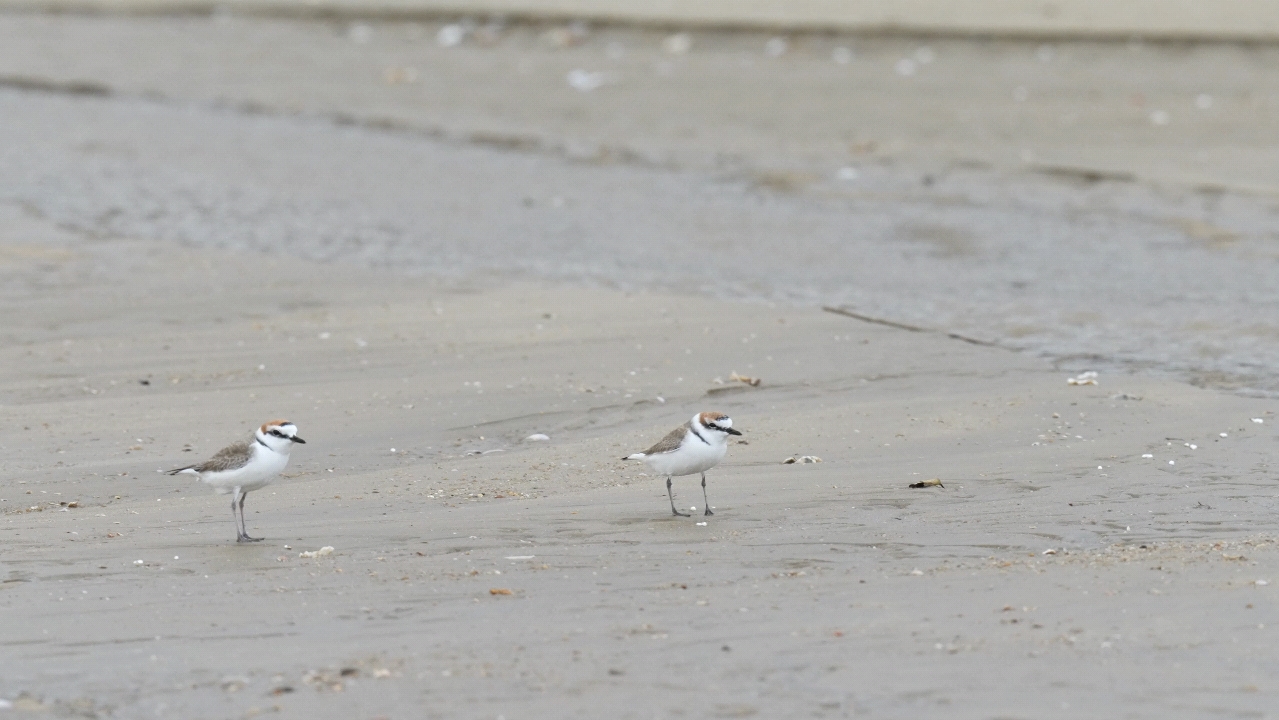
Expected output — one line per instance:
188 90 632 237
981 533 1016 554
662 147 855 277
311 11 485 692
726 428 742 436
291 436 307 444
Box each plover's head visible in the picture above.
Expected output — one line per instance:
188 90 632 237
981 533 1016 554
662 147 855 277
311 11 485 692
696 411 743 437
256 419 306 451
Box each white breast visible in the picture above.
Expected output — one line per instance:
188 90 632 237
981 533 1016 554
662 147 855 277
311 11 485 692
201 445 290 494
642 434 727 477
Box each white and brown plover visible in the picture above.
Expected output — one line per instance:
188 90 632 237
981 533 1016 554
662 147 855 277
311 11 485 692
168 420 306 542
624 411 741 517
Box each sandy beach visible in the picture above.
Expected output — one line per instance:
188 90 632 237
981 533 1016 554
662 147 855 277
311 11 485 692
3 9 1279 719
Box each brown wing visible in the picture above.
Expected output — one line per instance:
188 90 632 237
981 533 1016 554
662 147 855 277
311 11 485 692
191 440 254 473
641 424 690 456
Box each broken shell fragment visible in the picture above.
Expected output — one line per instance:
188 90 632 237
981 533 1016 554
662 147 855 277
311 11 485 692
728 372 761 387
783 455 822 464
909 478 944 488
566 69 607 92
489 588 514 596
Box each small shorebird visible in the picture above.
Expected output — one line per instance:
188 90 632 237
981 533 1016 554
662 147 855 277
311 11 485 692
168 420 306 542
624 411 742 517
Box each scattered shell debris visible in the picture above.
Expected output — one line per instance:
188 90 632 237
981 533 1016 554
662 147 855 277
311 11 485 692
728 372 761 387
783 456 822 464
299 546 335 559
909 478 944 488
1067 371 1098 386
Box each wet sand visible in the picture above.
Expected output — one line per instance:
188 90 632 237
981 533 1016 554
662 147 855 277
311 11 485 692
3 205 1278 717
4 16 1279 395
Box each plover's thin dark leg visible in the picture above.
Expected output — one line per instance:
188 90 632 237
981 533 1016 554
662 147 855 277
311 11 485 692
667 476 690 517
238 492 263 542
231 491 243 542
701 473 713 516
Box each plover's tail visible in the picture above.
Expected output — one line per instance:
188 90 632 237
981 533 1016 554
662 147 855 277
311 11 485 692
167 467 199 477
623 453 646 460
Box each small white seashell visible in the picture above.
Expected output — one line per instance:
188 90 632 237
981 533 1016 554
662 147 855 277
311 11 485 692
1253 418 1265 424
436 24 466 47
566 69 607 92
524 433 550 442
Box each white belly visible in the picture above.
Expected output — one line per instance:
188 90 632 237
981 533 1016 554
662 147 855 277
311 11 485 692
202 451 290 494
643 441 727 477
